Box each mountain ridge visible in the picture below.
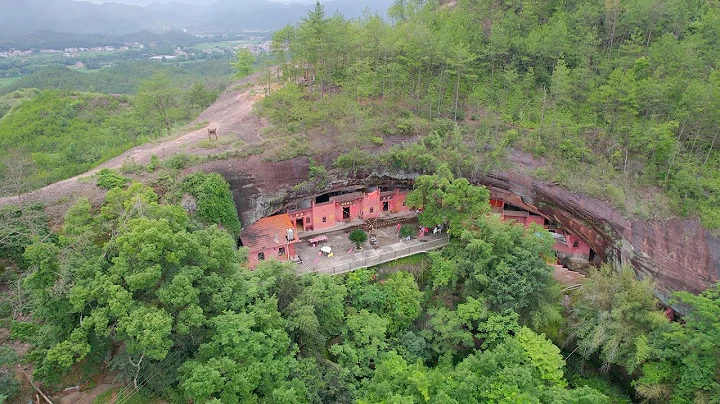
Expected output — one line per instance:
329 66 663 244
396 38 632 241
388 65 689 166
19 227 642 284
0 0 393 35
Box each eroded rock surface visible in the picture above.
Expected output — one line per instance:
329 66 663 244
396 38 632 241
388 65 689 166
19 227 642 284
225 159 719 306
475 170 720 305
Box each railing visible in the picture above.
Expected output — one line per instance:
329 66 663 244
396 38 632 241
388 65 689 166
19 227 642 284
299 235 450 276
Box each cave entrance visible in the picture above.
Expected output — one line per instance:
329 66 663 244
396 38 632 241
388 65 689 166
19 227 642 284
342 206 350 220
295 218 304 232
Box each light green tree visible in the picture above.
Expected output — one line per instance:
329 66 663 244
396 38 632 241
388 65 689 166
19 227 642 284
405 164 490 234
232 48 256 80
570 265 667 372
135 72 181 135
379 271 422 334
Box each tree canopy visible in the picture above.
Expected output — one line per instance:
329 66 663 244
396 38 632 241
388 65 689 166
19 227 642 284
5 172 627 402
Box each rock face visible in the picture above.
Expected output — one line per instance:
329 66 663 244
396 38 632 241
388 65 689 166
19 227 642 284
472 170 720 305
205 153 719 306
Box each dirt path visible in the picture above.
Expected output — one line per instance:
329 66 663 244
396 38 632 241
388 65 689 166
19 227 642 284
0 74 267 208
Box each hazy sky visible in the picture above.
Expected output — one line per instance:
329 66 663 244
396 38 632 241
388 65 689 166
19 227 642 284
79 0 321 4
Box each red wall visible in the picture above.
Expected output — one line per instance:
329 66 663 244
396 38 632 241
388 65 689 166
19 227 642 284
312 203 336 231
363 190 382 219
499 210 591 259
288 189 410 233
526 215 545 227
247 243 296 269
554 233 591 256
393 192 409 212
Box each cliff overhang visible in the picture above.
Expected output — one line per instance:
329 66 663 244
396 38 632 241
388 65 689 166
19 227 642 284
196 157 719 306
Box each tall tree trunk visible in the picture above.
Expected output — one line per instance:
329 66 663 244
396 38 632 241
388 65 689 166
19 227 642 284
623 148 628 176
382 50 387 97
699 128 719 176
540 86 547 125
158 102 171 135
437 64 445 116
128 353 144 391
664 119 686 189
454 67 461 122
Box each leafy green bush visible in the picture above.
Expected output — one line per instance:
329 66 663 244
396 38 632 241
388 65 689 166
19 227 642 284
308 158 327 180
0 346 19 366
370 136 384 146
164 153 191 170
0 301 12 318
0 203 49 262
148 155 159 172
119 157 144 174
399 224 415 239
181 172 241 238
9 320 38 342
604 184 626 210
0 374 21 404
95 168 129 189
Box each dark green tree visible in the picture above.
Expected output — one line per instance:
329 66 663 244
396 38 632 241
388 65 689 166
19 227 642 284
349 229 368 249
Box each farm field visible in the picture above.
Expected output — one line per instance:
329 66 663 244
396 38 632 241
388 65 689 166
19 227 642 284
191 39 263 50
0 77 18 87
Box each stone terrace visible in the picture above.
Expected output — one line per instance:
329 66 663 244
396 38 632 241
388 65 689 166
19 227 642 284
295 220 449 275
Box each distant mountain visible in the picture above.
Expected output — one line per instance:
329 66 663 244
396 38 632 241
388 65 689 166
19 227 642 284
0 0 393 36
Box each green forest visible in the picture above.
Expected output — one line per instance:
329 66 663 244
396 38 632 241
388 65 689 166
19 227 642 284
1 170 718 403
0 60 233 96
2 0 720 402
258 0 720 229
0 72 221 189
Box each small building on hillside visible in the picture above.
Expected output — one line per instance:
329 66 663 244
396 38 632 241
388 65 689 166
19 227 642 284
240 214 299 269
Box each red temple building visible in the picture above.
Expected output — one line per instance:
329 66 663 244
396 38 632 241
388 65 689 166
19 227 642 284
240 188 592 269
285 187 411 233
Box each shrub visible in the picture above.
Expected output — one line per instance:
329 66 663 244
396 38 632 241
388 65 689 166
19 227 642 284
308 158 328 180
0 203 49 262
182 172 241 238
394 118 417 136
9 320 38 342
604 183 626 210
370 136 384 146
399 224 414 239
0 301 12 318
95 169 129 189
148 155 159 172
0 346 19 366
349 229 368 249
164 153 191 170
0 374 21 403
119 157 144 174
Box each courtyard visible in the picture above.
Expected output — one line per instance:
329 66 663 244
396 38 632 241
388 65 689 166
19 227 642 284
294 215 449 275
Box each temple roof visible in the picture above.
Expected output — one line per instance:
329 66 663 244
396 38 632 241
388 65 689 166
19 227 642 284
240 214 299 252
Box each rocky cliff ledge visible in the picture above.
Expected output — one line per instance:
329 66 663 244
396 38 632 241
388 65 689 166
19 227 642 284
474 170 720 305
197 152 719 306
